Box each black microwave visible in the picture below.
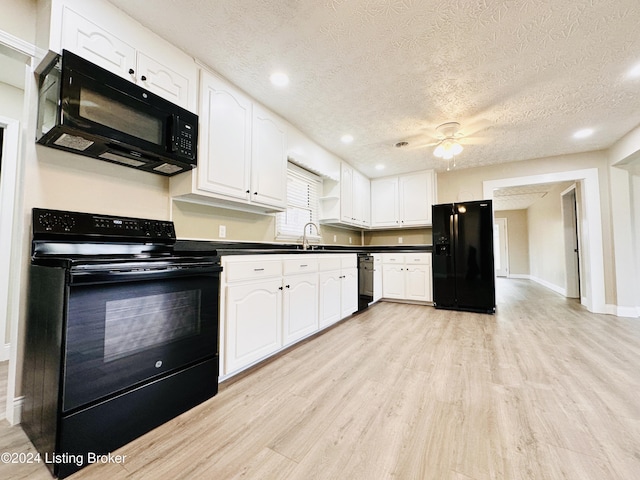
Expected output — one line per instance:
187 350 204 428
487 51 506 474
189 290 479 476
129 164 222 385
36 50 198 176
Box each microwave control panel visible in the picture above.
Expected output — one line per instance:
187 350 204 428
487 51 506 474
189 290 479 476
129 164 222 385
172 116 197 162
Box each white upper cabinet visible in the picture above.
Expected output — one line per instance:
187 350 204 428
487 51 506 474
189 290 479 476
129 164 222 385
171 72 287 213
334 162 369 228
399 170 435 226
340 163 354 223
60 7 136 79
370 177 399 227
371 170 435 228
42 0 198 111
196 70 252 200
135 52 192 110
251 104 287 209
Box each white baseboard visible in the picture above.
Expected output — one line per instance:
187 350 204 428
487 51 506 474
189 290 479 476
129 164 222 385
614 305 640 318
10 396 23 425
528 276 567 296
507 274 530 279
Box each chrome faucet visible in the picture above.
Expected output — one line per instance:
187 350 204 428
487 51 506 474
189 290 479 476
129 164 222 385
302 222 319 250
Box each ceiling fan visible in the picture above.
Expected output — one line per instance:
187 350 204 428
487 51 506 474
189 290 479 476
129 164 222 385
393 120 489 170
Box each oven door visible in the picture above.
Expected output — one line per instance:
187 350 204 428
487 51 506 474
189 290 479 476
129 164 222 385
62 261 221 413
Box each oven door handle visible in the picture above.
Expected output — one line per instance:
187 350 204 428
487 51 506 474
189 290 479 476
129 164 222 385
69 264 223 285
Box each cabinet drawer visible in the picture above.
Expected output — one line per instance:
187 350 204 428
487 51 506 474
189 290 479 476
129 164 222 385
224 259 282 282
283 257 319 275
319 256 343 271
382 254 405 264
405 253 431 265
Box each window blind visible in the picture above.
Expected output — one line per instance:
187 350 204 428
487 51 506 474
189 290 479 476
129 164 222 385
276 162 321 240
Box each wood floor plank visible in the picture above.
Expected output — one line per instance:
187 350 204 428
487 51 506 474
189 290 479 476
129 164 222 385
1 278 640 479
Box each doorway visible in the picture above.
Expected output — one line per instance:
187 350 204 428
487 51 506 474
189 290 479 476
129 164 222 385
483 168 605 314
562 185 581 299
0 40 32 424
494 218 508 277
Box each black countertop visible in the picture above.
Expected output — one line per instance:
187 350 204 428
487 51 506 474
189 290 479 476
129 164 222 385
174 239 432 256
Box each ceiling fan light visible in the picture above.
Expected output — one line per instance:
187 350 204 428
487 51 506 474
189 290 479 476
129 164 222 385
452 142 463 155
433 144 445 158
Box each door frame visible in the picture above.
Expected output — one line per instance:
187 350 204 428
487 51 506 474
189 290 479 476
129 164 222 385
0 116 19 362
561 184 581 299
494 217 509 277
0 32 36 425
484 168 605 314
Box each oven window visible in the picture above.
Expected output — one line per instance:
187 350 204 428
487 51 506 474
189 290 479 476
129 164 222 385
104 290 201 363
63 272 219 413
79 88 163 145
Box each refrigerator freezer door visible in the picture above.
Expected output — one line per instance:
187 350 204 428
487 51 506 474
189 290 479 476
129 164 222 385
432 203 456 308
454 201 496 312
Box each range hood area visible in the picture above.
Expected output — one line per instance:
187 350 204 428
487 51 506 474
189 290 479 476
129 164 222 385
36 50 198 176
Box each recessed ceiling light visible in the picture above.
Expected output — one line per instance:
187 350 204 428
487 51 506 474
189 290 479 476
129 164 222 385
375 164 385 170
573 128 594 139
270 72 289 87
341 134 354 144
627 64 640 78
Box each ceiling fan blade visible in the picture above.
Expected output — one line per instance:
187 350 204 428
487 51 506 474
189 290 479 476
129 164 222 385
404 140 440 149
459 118 492 137
459 136 491 145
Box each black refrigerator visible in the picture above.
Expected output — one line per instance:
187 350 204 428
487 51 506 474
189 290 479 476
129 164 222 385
432 200 496 313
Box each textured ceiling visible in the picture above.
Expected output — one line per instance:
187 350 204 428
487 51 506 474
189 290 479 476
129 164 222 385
107 0 640 178
492 182 571 211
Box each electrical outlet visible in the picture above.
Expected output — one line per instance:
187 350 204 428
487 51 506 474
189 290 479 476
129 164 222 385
333 234 337 243
398 237 403 244
349 237 352 244
219 225 226 238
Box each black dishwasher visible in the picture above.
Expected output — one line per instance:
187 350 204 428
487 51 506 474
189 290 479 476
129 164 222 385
357 253 374 311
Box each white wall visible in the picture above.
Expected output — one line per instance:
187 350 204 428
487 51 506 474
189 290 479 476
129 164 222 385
0 0 36 44
494 210 529 276
527 183 570 294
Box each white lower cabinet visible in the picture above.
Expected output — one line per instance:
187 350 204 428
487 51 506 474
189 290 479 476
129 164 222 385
225 279 282 374
341 266 358 318
282 272 319 346
319 270 342 327
319 255 357 327
221 253 356 378
373 254 383 302
381 253 432 303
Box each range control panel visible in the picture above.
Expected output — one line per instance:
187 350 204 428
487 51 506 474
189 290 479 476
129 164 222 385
33 208 175 240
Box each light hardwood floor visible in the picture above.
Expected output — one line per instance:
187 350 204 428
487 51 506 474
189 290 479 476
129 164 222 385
1 278 640 479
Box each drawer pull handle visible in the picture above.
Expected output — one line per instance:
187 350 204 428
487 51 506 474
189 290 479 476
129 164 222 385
300 264 308 267
254 268 265 272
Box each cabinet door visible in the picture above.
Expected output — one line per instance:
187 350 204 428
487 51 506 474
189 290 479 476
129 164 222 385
251 105 287 209
340 163 354 223
405 265 430 302
225 279 282 374
382 264 405 299
198 71 252 200
400 171 434 226
371 177 399 227
136 52 191 110
352 170 370 227
341 268 358 318
282 274 319 346
319 271 341 328
373 255 383 302
362 174 371 227
61 7 136 80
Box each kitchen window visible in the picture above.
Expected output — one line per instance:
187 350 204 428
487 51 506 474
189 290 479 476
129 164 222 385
275 162 321 241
